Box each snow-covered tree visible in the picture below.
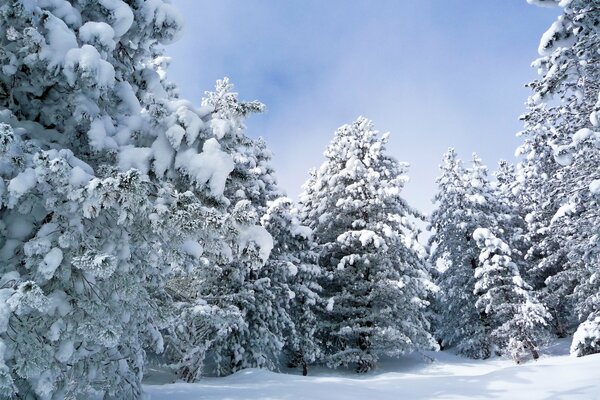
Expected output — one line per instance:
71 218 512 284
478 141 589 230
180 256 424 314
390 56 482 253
261 197 322 375
472 228 550 363
301 117 436 372
202 78 280 212
182 199 291 377
519 0 600 354
163 81 289 378
428 150 492 359
0 0 196 397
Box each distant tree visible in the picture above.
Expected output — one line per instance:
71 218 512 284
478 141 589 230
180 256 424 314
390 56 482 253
472 228 550 363
429 150 493 359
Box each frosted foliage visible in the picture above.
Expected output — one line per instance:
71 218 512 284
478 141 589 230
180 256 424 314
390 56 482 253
262 197 323 370
301 117 436 372
0 123 176 398
175 138 234 199
473 229 550 363
428 150 495 359
0 0 231 398
164 80 286 380
517 0 600 353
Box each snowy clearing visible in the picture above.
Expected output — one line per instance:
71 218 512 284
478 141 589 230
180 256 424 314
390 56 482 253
145 339 600 400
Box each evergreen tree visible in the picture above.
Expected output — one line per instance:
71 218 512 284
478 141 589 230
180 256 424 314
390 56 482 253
0 1 199 397
262 197 322 375
519 0 600 354
429 150 492 359
301 117 436 372
166 80 290 378
472 228 550 363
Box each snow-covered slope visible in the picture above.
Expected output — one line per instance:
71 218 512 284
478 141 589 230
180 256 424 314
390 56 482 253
145 339 600 399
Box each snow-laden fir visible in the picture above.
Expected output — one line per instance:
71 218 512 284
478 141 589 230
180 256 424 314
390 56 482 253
0 0 598 399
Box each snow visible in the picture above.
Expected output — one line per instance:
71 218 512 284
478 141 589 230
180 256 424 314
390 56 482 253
571 316 600 355
210 118 229 140
527 0 560 7
0 289 14 333
181 240 204 259
38 0 82 27
39 14 78 68
551 202 576 224
64 45 116 88
174 138 235 197
291 225 312 240
326 297 334 312
69 166 92 187
99 0 134 37
7 168 37 198
237 225 274 263
165 125 186 149
538 18 576 56
39 248 63 280
119 146 153 174
79 22 116 52
590 179 600 194
572 128 594 145
144 339 600 400
55 340 73 363
175 106 204 145
151 132 175 178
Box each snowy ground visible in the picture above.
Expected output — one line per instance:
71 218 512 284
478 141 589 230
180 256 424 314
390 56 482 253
145 339 600 400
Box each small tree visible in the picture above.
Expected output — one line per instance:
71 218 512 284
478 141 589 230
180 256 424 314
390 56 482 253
473 228 550 363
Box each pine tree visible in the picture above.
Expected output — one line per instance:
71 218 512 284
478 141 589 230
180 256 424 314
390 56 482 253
301 117 436 372
165 80 291 378
472 228 550 363
0 1 194 397
429 150 492 358
519 0 600 354
261 197 322 375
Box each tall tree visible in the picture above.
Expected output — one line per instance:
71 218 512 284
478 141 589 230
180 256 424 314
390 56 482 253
165 80 291 378
472 227 550 363
429 150 492 359
301 117 436 372
0 0 194 397
262 197 323 375
519 0 600 354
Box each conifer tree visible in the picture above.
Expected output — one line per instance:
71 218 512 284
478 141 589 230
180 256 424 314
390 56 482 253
262 197 322 375
166 80 291 378
301 117 436 372
0 1 197 397
472 228 550 363
519 0 600 354
429 150 492 358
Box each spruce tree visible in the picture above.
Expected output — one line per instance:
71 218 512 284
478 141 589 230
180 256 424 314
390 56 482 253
429 150 492 358
301 117 436 372
0 1 193 397
262 197 322 375
519 0 600 354
472 228 550 363
166 80 291 378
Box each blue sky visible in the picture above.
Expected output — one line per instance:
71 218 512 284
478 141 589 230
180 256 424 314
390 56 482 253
166 1 560 212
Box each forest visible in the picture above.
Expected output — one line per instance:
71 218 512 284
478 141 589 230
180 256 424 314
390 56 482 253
0 0 598 399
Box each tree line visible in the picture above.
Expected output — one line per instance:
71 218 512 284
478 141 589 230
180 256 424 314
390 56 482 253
0 0 598 398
